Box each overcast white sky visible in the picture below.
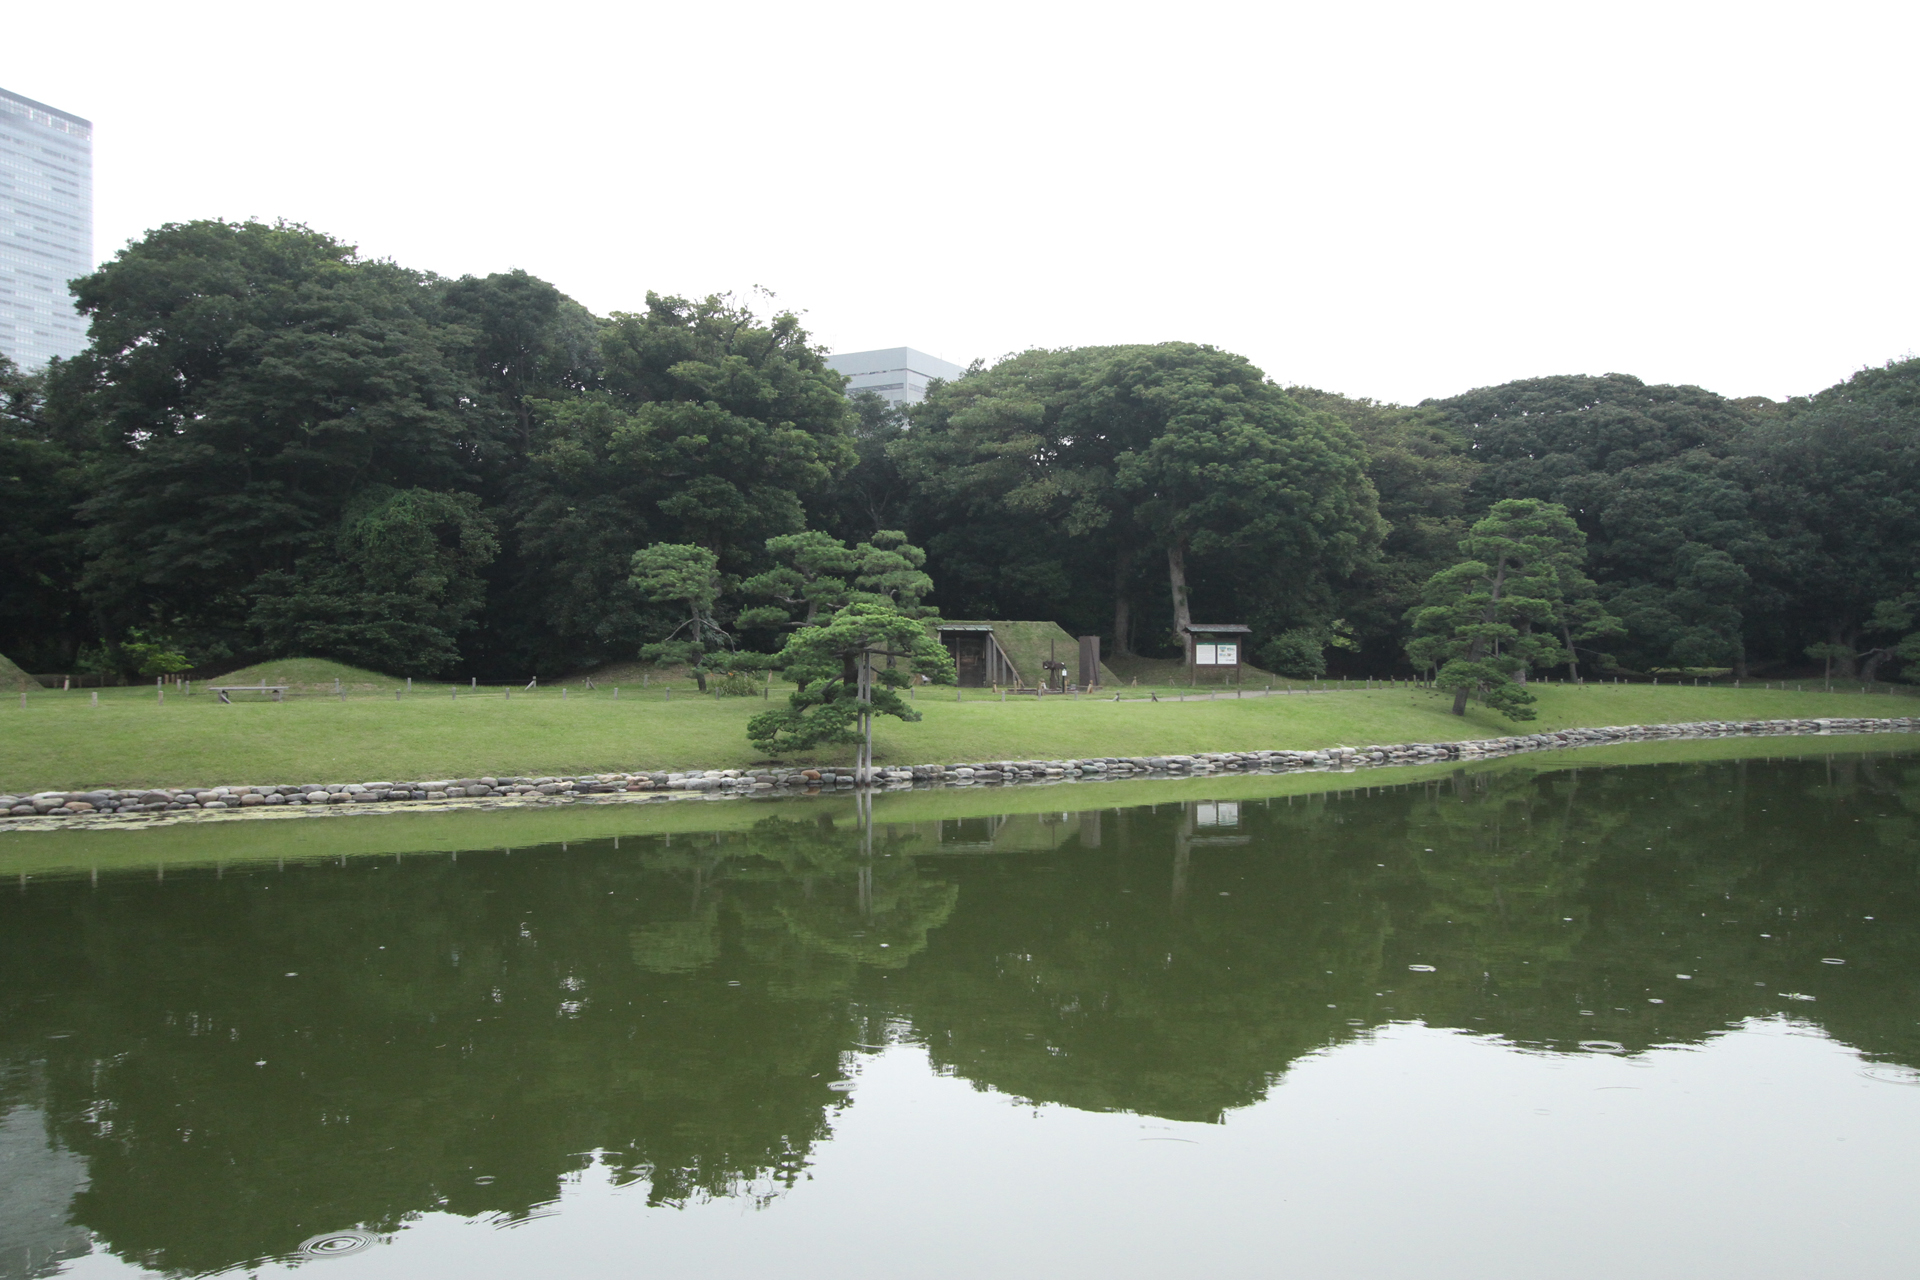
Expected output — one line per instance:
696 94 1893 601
9 0 1916 404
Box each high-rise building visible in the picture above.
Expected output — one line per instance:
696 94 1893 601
0 87 92 369
825 347 966 406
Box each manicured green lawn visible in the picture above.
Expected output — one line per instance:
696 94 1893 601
2 673 1912 792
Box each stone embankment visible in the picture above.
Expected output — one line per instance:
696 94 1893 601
3 717 1915 829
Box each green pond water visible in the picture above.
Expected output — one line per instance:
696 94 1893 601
4 744 1920 1278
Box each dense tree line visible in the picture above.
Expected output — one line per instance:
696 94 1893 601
4 218 1918 683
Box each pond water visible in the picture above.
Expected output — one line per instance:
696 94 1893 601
4 748 1920 1279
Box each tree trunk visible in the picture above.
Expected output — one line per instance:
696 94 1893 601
691 600 708 691
1112 548 1134 657
1832 622 1860 678
1860 647 1892 684
1560 621 1580 681
1451 559 1508 716
1166 539 1193 672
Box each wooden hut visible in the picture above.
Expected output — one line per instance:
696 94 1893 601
936 624 1018 688
936 621 1121 690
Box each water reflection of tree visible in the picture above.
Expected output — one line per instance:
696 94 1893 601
881 755 1920 1123
0 819 956 1276
4 753 1920 1274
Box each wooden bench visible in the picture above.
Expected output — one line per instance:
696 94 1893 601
208 684 289 704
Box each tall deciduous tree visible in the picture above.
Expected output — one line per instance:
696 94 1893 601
894 347 1125 645
60 220 500 668
1426 373 1776 675
500 293 854 675
0 355 91 670
1740 358 1920 675
1106 347 1383 655
1286 388 1480 671
901 344 1381 660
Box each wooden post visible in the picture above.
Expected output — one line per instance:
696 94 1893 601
1078 635 1101 690
861 649 874 782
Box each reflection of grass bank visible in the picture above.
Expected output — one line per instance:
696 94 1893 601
3 680 1916 795
4 733 1912 880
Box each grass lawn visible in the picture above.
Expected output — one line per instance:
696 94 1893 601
3 657 1915 792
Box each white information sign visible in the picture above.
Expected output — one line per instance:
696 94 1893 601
1194 641 1240 665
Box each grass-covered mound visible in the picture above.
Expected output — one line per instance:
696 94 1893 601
0 651 33 689
209 658 407 691
553 659 704 687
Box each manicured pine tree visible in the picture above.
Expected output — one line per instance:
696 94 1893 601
1406 499 1606 719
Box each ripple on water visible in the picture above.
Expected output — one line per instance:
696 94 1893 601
299 1231 376 1258
1860 1064 1920 1087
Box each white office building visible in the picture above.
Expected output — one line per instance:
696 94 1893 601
825 347 967 405
0 87 92 368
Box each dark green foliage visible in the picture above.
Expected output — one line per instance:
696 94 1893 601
0 355 91 669
1426 374 1775 673
248 488 498 674
900 344 1382 660
16 212 1920 686
1258 628 1330 679
1740 359 1920 673
1288 389 1478 671
494 293 854 676
813 390 913 540
58 220 499 670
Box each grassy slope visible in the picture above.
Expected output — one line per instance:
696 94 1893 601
3 732 1911 879
1 679 1914 793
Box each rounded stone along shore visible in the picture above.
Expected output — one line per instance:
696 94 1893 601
2 715 1916 832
